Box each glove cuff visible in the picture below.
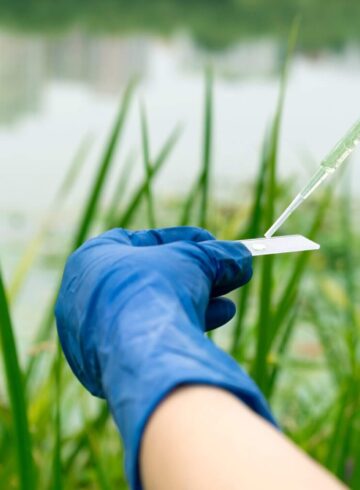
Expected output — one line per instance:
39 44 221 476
101 331 277 490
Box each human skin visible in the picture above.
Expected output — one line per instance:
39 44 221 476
140 386 347 490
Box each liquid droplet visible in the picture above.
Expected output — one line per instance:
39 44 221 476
252 242 266 251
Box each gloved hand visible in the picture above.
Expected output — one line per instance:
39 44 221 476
55 227 276 489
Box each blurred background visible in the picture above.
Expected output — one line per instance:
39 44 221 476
1 1 360 213
1 1 360 489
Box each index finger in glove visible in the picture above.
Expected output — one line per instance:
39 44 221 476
196 240 253 296
96 226 216 248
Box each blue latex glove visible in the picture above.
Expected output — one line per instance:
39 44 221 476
55 227 276 489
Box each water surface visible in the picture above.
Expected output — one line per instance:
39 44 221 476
1 30 359 217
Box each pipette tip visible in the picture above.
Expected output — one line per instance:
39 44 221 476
264 194 304 238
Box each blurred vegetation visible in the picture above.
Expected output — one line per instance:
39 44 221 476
1 26 360 490
0 0 360 51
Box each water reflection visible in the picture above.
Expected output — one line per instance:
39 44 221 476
0 29 359 216
46 34 148 92
0 31 283 125
0 32 149 123
0 33 45 123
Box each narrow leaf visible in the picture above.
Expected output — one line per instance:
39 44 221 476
199 67 213 229
118 124 182 228
73 78 136 249
140 101 156 228
0 268 35 490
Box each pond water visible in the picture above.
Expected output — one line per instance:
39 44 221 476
1 27 360 221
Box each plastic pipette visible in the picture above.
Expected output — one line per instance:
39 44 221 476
265 119 360 238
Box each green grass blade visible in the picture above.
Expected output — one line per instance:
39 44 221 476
350 427 360 487
73 78 136 249
8 134 92 303
179 69 213 228
51 341 63 490
270 189 333 345
257 131 281 341
118 124 182 228
179 166 213 227
334 398 357 482
325 384 349 472
237 134 270 240
80 400 112 490
87 432 112 490
178 176 201 226
252 17 298 387
140 101 156 228
54 133 93 203
105 150 136 228
267 301 298 397
231 134 270 358
199 67 213 229
339 169 358 374
332 168 359 483
63 405 109 474
0 267 35 490
293 399 337 454
307 299 345 385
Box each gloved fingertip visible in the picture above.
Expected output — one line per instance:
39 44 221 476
157 226 215 243
199 240 253 296
121 227 216 247
190 227 216 242
205 297 236 331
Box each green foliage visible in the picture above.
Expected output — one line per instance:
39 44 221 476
140 102 156 229
199 67 213 229
0 0 360 52
52 342 63 490
1 58 359 489
73 78 136 250
179 67 213 228
0 270 35 490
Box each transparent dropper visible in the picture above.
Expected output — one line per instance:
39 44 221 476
265 119 360 238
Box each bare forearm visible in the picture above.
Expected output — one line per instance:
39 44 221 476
140 386 346 490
